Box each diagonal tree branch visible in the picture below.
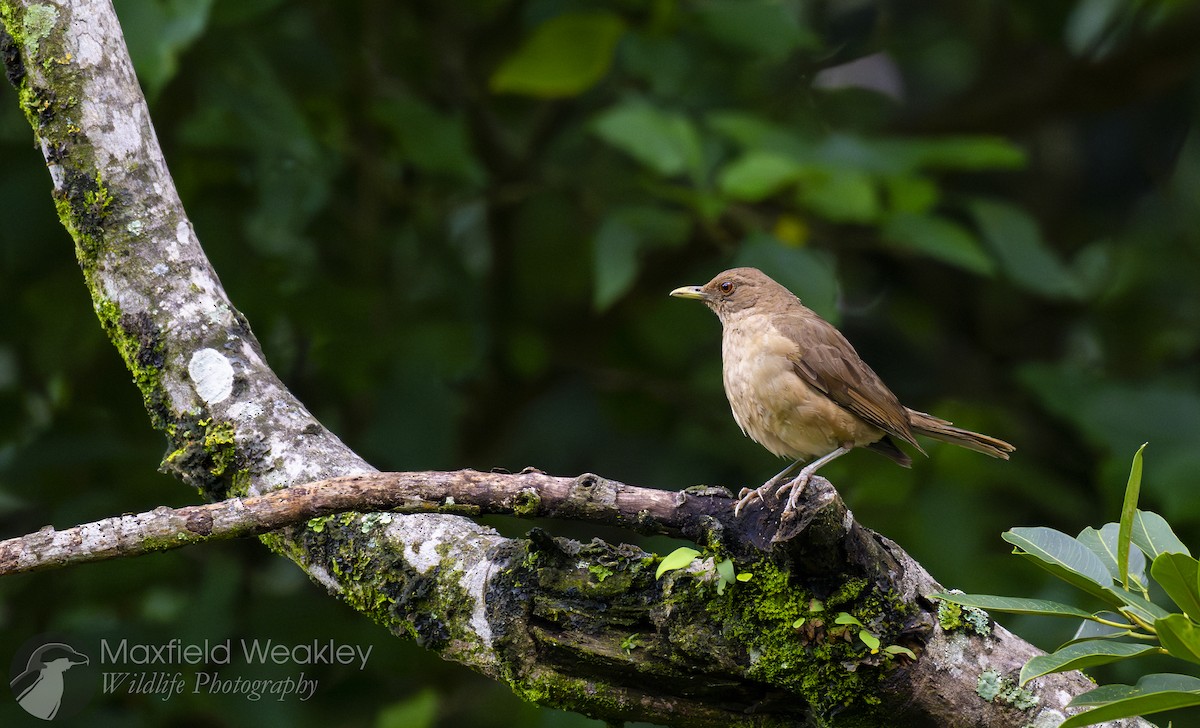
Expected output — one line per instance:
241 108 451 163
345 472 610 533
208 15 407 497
0 1 1149 726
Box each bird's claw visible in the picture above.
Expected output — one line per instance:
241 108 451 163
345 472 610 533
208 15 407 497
733 485 774 516
733 473 810 517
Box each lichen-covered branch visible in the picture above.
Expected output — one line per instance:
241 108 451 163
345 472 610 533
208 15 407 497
0 1 1151 726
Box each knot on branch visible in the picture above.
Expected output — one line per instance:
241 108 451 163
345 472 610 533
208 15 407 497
562 473 618 517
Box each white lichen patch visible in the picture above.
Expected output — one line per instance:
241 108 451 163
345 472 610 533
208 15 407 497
188 348 234 404
227 400 264 422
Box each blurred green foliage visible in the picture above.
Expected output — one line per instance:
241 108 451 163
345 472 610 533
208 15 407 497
3 0 1200 725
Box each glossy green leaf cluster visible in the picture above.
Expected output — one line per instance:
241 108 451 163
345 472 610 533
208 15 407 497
938 445 1200 726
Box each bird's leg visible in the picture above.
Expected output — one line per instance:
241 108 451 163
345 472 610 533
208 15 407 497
734 459 803 516
775 446 851 513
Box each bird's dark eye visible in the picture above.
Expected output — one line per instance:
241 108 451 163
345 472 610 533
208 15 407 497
719 280 735 295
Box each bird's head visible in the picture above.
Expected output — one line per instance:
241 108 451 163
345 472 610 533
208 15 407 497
669 267 792 322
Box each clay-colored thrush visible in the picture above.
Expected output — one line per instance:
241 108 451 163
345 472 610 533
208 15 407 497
670 267 1014 516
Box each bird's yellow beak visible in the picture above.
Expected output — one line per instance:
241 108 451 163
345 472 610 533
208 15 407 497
669 285 706 300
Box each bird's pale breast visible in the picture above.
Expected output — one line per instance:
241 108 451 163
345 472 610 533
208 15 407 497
720 313 883 460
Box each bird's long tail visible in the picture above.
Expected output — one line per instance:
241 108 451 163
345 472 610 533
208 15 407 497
906 408 1015 459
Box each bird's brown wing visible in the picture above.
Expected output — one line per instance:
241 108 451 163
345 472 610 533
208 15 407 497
776 311 922 451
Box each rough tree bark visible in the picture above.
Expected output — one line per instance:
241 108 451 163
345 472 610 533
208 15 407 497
0 1 1150 726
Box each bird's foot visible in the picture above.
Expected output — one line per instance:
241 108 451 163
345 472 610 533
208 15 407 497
775 472 812 514
732 473 811 517
734 460 803 516
733 485 770 516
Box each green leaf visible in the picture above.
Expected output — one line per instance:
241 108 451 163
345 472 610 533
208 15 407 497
705 111 810 154
1153 552 1200 620
718 153 803 200
1065 612 1141 647
885 645 916 659
1077 524 1146 589
797 167 879 223
858 630 880 651
117 0 215 99
716 558 735 585
1002 527 1116 604
881 213 996 275
1062 673 1200 727
1118 443 1147 588
695 0 817 59
591 205 691 311
655 547 700 579
736 572 752 582
792 617 806 628
900 136 1027 171
967 198 1084 300
1020 641 1159 685
592 216 640 311
1156 613 1200 665
490 12 625 98
834 612 862 627
593 102 704 180
1071 673 1200 707
930 592 1094 620
370 98 485 185
883 175 939 214
1100 585 1171 625
1132 509 1191 560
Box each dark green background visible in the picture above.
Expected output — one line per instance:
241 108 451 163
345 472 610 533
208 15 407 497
3 1 1200 726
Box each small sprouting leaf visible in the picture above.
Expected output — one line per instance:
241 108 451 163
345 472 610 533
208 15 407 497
792 617 806 628
834 612 862 627
1132 509 1191 560
1062 673 1200 727
1152 553 1200 620
884 645 916 659
930 592 1093 619
809 599 824 612
736 572 753 582
655 547 700 579
1020 641 1159 686
859 630 880 651
1156 614 1200 665
715 558 736 585
1117 443 1147 588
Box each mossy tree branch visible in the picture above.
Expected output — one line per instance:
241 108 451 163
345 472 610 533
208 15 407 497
0 1 1150 726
